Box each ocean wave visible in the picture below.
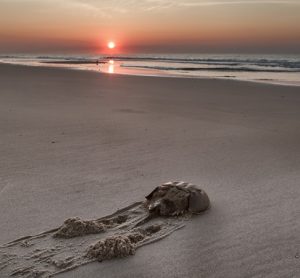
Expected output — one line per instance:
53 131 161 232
121 64 300 73
1 54 299 86
106 56 300 69
1 54 299 70
37 56 94 61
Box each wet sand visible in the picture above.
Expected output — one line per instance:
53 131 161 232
0 63 299 277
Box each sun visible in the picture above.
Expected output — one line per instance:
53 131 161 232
107 41 115 49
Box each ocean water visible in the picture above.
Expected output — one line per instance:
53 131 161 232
1 53 300 86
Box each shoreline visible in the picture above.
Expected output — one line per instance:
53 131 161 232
1 61 299 88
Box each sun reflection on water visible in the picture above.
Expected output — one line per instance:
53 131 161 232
108 63 114 74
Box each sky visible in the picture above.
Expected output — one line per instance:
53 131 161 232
0 0 300 54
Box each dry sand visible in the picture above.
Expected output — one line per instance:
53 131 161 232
0 63 299 277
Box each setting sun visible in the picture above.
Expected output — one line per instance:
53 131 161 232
107 41 115 49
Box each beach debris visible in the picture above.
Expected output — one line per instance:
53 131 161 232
54 215 128 238
87 234 136 261
86 224 162 261
145 181 210 216
0 181 210 277
53 217 106 238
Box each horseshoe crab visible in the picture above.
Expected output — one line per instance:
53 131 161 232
0 181 210 277
145 181 210 216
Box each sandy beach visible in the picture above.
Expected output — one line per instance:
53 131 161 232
0 63 299 277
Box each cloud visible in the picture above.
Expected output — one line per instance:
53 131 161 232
105 0 300 12
180 0 300 7
143 0 300 9
1 0 299 15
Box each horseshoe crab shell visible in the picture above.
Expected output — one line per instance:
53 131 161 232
145 181 210 216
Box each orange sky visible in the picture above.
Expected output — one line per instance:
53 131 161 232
0 0 299 53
